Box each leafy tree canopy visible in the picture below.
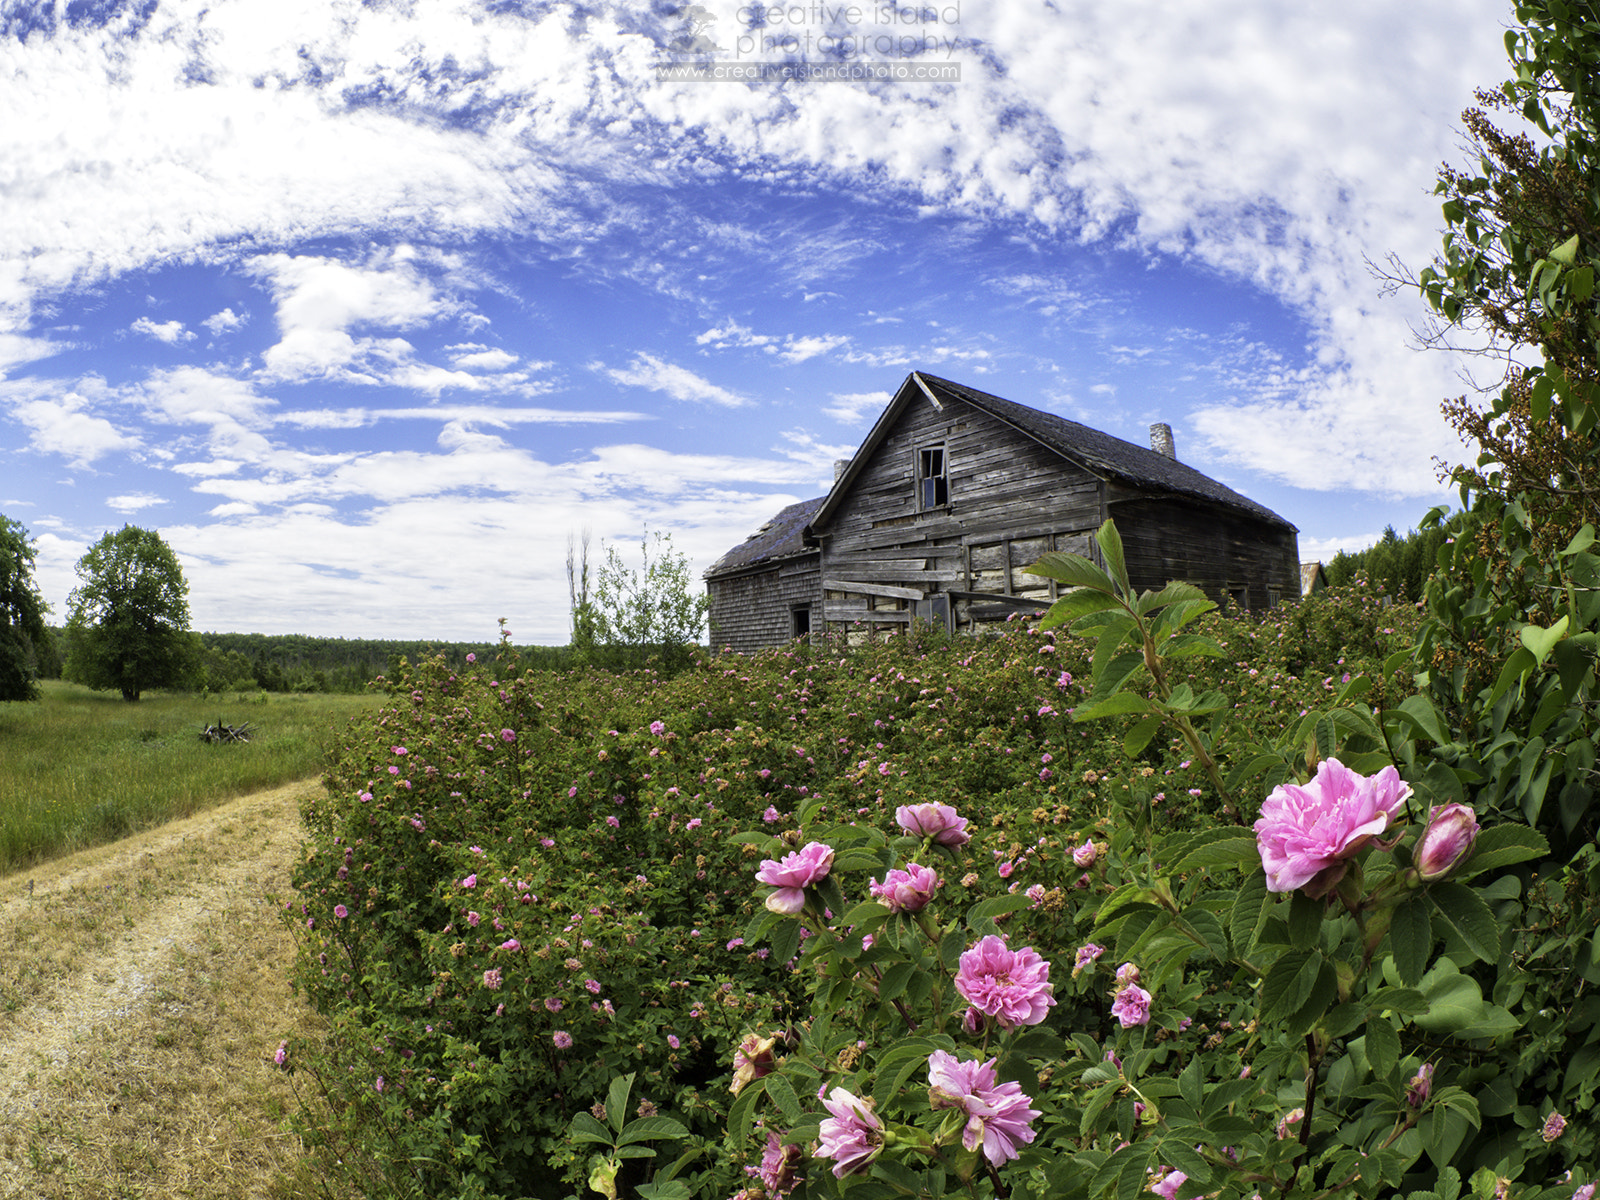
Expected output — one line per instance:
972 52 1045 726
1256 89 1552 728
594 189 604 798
584 528 710 672
0 514 50 702
64 525 198 702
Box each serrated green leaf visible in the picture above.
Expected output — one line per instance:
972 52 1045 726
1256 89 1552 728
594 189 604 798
1096 519 1130 593
878 958 918 1003
606 1073 635 1135
1287 890 1324 951
1124 713 1164 756
1260 950 1320 1023
1455 824 1550 879
1427 882 1501 963
1391 897 1433 986
568 1111 616 1145
764 1072 803 1123
1028 551 1116 593
1365 1016 1400 1081
616 1116 691 1146
1229 868 1269 955
769 917 800 965
1171 834 1260 876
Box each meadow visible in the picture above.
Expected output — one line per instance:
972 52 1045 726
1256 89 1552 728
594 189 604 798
0 681 379 872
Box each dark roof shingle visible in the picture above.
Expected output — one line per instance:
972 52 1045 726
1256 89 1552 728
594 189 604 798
917 374 1294 529
704 496 825 578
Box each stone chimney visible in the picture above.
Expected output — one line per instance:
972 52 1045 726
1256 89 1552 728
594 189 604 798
834 458 850 481
1149 423 1176 460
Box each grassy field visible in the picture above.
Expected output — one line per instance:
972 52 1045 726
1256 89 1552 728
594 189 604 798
0 681 379 873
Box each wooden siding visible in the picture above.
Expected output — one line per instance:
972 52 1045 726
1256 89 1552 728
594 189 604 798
1106 491 1300 607
817 391 1107 632
707 556 823 654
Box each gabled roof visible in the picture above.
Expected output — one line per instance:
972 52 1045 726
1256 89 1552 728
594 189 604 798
704 495 825 579
810 372 1296 533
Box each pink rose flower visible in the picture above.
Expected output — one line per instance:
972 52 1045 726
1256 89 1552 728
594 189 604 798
1415 803 1480 881
553 1030 572 1049
869 862 940 913
817 1087 884 1177
1543 1111 1567 1142
1074 943 1105 972
730 1033 778 1095
927 1050 1040 1167
752 1131 803 1196
1253 758 1411 897
755 842 834 914
1152 1169 1189 1200
896 802 971 846
1072 838 1097 867
954 935 1055 1029
1111 983 1152 1028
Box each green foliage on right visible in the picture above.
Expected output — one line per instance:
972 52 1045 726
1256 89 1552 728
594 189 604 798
63 525 198 703
0 513 50 702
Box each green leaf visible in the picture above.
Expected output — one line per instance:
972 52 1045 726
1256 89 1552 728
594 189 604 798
878 958 918 1003
1028 551 1116 593
1365 1017 1400 1081
966 892 1037 929
1184 908 1231 963
1427 882 1501 963
1287 890 1324 951
616 1116 691 1146
1551 232 1581 264
1124 713 1164 756
1096 519 1130 593
1229 868 1270 955
1455 824 1549 879
1521 615 1570 665
1285 958 1339 1037
769 918 800 966
606 1073 635 1135
1169 832 1260 875
1178 1053 1204 1112
1073 690 1155 722
764 1072 803 1124
1391 897 1433 986
1259 950 1320 1023
1040 587 1126 626
1157 633 1226 660
568 1111 616 1146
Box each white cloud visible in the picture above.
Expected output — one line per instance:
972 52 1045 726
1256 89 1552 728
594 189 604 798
106 492 168 513
823 390 889 424
202 307 247 336
448 344 520 371
130 316 194 344
5 386 140 466
601 353 750 408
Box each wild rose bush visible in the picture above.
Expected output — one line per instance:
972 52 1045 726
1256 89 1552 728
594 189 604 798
704 527 1598 1200
281 581 1441 1198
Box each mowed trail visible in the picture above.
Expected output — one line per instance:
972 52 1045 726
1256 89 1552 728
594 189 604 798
0 780 324 1200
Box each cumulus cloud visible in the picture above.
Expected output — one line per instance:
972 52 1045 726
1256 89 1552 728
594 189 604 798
202 307 247 336
130 317 194 344
5 385 140 466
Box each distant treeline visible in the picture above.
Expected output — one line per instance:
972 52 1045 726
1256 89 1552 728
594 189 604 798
37 629 578 694
1322 523 1450 604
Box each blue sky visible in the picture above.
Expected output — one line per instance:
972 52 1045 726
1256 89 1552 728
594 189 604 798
1 0 1516 642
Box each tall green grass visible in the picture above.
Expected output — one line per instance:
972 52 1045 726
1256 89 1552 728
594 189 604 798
0 681 379 873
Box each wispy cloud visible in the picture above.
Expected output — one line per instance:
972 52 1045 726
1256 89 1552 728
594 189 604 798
600 353 749 408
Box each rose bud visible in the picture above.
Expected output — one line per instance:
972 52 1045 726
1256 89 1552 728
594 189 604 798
1415 803 1480 882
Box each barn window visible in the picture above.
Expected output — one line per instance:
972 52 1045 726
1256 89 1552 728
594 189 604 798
1266 586 1281 608
791 606 811 640
917 446 949 509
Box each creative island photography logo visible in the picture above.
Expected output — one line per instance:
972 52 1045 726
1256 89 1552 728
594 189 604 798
654 2 964 84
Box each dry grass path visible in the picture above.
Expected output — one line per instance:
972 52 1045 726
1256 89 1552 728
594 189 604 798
0 779 326 1199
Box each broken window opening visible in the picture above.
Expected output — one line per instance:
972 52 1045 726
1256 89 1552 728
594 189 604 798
918 446 949 509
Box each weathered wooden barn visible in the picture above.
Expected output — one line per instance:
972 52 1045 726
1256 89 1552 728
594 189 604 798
705 372 1300 653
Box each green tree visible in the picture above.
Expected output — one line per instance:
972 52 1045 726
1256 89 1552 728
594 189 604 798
1411 0 1600 846
64 525 199 702
589 527 710 672
0 515 51 702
